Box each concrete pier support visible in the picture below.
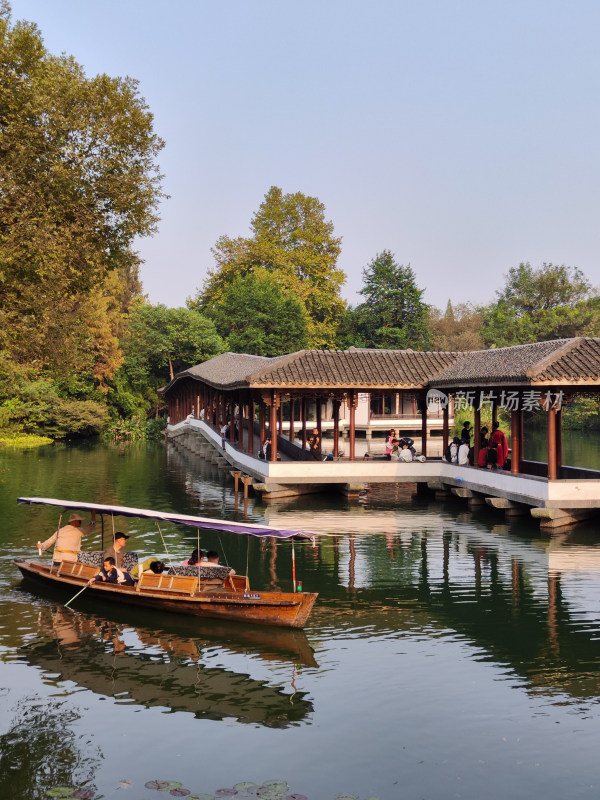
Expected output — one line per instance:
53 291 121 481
530 507 597 530
451 488 486 506
485 497 530 516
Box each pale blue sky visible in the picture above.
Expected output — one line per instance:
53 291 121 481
10 0 600 311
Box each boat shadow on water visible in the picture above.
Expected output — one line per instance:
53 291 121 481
19 598 316 729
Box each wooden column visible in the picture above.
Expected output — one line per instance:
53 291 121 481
333 399 340 457
259 400 266 447
555 407 562 477
491 401 498 427
420 391 428 458
316 398 322 445
442 402 449 457
270 390 278 462
510 409 520 474
473 393 481 466
229 397 236 444
349 390 357 462
547 405 557 480
248 394 254 456
289 398 295 442
301 397 307 449
238 390 244 450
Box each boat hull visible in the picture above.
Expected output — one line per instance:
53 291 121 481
15 560 317 629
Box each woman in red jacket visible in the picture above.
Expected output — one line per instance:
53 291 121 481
489 422 509 468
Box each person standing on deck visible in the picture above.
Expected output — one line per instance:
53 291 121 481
103 531 129 569
37 512 97 565
489 421 509 468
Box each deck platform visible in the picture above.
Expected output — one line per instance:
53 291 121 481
168 420 600 528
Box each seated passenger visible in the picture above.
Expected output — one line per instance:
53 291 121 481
204 549 236 575
182 549 203 566
103 531 129 569
398 443 413 462
90 556 134 586
145 560 167 574
397 437 416 457
130 557 165 578
457 440 470 466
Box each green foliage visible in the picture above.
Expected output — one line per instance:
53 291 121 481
354 251 432 350
194 186 346 348
430 301 484 351
110 303 224 418
0 4 164 437
479 263 600 347
209 271 309 356
103 415 166 441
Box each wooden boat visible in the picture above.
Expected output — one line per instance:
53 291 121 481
15 497 318 628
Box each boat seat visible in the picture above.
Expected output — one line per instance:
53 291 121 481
57 561 98 580
167 564 233 592
77 551 139 572
136 572 199 596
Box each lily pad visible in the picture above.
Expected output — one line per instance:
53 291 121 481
256 792 286 800
286 795 308 800
187 795 214 800
145 781 183 792
215 791 238 798
261 783 289 792
46 790 76 798
233 783 259 794
170 790 190 797
69 791 95 800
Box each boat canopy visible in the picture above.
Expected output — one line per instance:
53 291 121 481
17 497 313 540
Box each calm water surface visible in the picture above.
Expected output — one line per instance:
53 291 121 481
2 438 600 800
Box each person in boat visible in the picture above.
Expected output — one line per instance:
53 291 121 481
103 531 129 569
182 549 204 566
90 556 134 586
131 558 166 578
37 511 97 565
204 550 236 575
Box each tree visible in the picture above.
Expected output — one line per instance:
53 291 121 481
480 263 600 347
0 3 164 432
430 301 484 351
210 271 310 356
194 186 346 348
112 304 224 417
354 251 432 350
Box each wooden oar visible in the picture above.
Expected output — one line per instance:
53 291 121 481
64 581 92 609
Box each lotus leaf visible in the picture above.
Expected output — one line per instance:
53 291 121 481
46 790 76 798
214 791 238 798
170 790 190 797
233 783 259 793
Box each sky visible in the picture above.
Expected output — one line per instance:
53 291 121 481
9 0 600 311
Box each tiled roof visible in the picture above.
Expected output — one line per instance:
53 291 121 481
247 348 463 388
162 352 283 392
431 338 600 387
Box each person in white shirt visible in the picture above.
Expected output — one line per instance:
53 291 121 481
457 440 470 466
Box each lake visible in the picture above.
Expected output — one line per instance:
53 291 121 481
2 436 600 800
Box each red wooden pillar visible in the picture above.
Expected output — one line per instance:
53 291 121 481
229 396 236 444
248 393 254 456
555 407 562 477
238 390 244 450
510 410 520 474
270 390 278 462
442 402 449 458
333 399 340 457
349 390 356 462
473 394 481 466
491 401 498 428
289 398 295 442
316 398 322 447
547 405 557 480
259 400 266 448
301 397 307 449
420 391 428 458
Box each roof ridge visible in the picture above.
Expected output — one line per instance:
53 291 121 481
245 350 306 381
525 337 584 378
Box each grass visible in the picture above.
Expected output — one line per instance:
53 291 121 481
0 433 53 448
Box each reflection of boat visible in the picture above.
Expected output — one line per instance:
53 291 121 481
27 607 313 727
15 498 317 628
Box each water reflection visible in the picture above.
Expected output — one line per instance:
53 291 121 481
17 605 315 728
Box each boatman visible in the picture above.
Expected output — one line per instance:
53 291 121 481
37 511 97 565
